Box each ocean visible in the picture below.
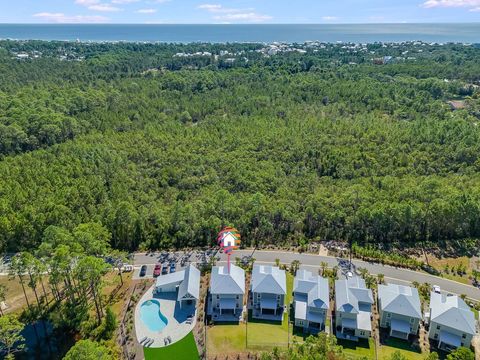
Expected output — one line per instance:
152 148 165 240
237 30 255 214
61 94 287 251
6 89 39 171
0 23 479 44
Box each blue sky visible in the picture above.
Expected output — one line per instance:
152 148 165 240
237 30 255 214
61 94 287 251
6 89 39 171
1 0 480 24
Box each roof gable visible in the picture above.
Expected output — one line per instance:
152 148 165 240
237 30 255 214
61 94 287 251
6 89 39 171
378 284 422 319
251 265 286 294
430 292 476 335
210 264 245 295
335 277 373 313
178 264 200 301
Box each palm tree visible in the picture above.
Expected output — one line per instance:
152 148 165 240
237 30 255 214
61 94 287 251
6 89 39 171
275 258 280 267
365 275 377 289
320 262 328 276
358 267 369 279
331 266 339 280
290 260 301 275
377 273 385 284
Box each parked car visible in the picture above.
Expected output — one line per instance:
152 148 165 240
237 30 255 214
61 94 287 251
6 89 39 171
122 264 134 272
139 265 147 277
432 285 441 294
153 264 162 277
169 262 176 273
162 265 168 275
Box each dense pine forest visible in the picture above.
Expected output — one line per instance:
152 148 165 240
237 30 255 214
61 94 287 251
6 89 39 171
1 40 480 254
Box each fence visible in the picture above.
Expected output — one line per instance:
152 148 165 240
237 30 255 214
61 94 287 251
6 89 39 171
119 283 137 360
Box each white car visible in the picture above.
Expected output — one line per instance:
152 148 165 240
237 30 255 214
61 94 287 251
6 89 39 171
122 264 134 272
347 271 353 278
432 285 441 294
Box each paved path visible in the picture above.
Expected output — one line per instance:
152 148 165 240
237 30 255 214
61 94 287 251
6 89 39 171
133 249 480 302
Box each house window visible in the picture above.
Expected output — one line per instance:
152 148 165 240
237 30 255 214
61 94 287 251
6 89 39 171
339 313 342 318
216 295 219 299
410 318 414 323
436 325 440 330
387 313 391 318
461 342 464 347
434 334 438 339
236 295 239 299
462 334 466 339
360 331 365 336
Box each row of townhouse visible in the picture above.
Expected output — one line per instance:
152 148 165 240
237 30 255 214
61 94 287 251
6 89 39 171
205 264 477 353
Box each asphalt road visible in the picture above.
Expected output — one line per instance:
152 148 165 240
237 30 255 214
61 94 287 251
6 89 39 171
133 249 480 302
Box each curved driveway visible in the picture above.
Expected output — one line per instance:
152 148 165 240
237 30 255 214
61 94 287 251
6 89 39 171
133 249 480 302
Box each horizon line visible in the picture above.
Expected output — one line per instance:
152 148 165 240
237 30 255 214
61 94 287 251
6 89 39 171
1 22 480 25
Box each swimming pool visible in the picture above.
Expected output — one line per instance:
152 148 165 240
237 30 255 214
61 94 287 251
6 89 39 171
140 299 169 332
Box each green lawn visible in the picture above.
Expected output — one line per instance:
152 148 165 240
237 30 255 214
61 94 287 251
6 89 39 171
207 272 304 354
472 307 479 320
144 332 199 360
207 323 246 356
377 338 424 360
338 338 375 359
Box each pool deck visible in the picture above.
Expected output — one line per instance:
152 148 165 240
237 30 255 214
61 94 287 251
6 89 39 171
135 284 197 348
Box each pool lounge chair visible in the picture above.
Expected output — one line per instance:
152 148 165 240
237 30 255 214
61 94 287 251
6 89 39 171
140 336 147 344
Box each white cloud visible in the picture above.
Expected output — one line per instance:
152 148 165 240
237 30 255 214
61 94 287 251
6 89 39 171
33 12 109 23
213 12 272 22
75 0 100 5
75 0 122 12
111 0 140 3
150 0 171 3
421 0 480 9
198 3 271 22
322 16 338 21
88 4 122 11
136 8 157 13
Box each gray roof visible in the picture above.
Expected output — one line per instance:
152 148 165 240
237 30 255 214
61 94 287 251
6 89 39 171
335 276 373 313
251 265 286 295
210 264 245 295
378 284 422 319
429 292 476 335
155 270 185 288
294 269 329 309
178 264 200 301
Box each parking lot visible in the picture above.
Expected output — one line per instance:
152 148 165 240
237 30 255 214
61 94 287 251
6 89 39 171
132 250 219 280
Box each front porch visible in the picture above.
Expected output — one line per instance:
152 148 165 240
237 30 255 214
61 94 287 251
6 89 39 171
336 318 359 341
207 296 244 322
389 319 410 340
438 331 461 352
251 296 284 321
336 329 359 342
